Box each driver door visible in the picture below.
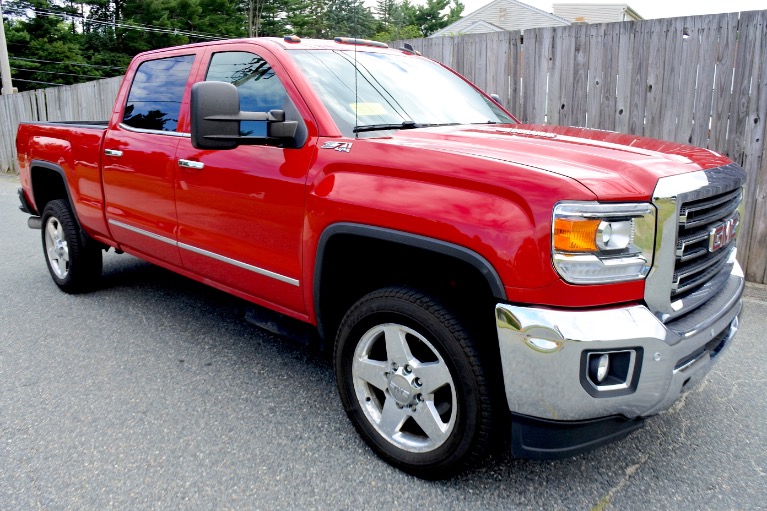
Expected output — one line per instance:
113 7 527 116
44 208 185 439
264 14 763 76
173 45 315 316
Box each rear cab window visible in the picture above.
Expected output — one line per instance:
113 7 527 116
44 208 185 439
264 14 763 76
122 54 195 133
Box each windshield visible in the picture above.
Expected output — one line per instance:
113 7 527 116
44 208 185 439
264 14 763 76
290 50 515 137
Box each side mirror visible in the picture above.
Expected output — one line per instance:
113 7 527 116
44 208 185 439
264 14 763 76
190 81 298 150
490 93 502 104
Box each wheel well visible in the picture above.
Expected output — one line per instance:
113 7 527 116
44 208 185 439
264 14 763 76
317 233 500 344
29 165 105 250
30 165 69 215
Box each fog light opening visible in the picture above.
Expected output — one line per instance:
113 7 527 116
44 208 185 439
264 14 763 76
586 350 636 391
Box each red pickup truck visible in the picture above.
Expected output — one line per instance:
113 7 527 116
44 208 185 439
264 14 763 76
17 36 745 478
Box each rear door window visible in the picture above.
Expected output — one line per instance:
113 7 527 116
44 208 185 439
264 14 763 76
123 54 195 132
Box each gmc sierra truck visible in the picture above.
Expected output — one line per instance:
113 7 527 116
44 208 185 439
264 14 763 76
16 36 746 478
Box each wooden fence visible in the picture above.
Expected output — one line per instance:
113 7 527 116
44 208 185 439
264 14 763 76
0 11 764 282
395 10 767 283
0 76 122 173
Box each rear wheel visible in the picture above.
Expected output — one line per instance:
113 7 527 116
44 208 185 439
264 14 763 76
41 199 102 293
335 287 494 479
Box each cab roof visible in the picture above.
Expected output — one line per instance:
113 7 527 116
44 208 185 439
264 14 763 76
134 36 410 59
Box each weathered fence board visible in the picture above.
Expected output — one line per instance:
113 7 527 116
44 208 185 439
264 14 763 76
586 23 605 129
613 21 632 133
739 10 767 281
627 21 650 135
690 14 719 149
548 27 565 125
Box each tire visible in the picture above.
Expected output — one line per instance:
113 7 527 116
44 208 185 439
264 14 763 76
335 287 495 479
41 199 102 293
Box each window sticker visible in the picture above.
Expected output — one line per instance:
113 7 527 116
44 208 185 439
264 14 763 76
350 103 388 116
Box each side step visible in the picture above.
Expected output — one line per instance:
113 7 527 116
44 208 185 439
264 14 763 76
242 304 325 351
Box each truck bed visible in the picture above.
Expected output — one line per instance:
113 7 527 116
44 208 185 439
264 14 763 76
16 120 110 240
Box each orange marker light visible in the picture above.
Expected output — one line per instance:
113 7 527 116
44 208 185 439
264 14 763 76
553 218 600 252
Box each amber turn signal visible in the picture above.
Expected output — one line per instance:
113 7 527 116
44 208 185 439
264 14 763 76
553 218 600 252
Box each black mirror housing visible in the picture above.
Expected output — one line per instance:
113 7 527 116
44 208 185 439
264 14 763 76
191 81 240 150
190 81 298 150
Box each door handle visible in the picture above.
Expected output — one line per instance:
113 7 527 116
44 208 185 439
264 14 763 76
104 149 123 157
178 159 204 170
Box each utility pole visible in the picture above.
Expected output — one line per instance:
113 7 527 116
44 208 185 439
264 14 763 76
0 0 15 95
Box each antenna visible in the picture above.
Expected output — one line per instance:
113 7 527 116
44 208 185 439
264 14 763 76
353 4 359 138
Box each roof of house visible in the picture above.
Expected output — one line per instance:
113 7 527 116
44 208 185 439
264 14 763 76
429 0 571 38
450 19 507 34
552 3 644 23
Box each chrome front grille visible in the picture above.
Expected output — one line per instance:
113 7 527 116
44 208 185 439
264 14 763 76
645 163 747 324
672 188 742 298
679 188 741 229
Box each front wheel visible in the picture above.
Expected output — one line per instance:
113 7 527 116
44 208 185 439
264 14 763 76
335 287 495 479
41 199 102 293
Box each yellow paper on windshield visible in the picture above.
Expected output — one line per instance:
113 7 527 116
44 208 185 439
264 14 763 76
350 103 388 116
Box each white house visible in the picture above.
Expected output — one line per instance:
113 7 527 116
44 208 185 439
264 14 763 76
552 3 644 23
429 0 570 37
428 1 644 38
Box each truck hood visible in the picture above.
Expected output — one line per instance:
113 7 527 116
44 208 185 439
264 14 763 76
382 124 732 200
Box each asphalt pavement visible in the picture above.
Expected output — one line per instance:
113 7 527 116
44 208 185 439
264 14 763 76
1 173 766 510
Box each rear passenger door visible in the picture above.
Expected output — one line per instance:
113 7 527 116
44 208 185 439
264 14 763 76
102 52 200 267
173 45 316 315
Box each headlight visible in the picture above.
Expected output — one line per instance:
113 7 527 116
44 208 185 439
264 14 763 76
552 202 656 284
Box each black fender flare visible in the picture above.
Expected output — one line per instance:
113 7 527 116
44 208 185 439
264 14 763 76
29 160 75 216
313 222 507 338
29 160 92 245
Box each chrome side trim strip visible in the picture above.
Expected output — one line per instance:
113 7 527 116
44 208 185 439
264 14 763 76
108 219 299 286
109 219 177 246
178 242 300 286
118 123 192 138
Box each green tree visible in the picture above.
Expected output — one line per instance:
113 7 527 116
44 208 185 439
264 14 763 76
373 0 421 42
324 0 376 38
403 0 463 37
195 0 245 38
80 0 130 74
376 0 397 25
117 0 185 53
3 0 452 92
5 0 102 90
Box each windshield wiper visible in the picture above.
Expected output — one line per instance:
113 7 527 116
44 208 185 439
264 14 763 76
353 120 420 133
417 122 461 128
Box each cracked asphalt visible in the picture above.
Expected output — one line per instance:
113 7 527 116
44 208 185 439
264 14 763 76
1 174 766 510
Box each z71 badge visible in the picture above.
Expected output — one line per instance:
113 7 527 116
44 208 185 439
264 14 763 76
322 142 353 153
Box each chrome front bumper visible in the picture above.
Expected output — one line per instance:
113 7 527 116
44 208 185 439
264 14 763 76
495 261 744 422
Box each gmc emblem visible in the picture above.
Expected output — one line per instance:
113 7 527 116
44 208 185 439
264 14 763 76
708 215 739 252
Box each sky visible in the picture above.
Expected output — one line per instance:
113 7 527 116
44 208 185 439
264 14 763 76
460 0 767 19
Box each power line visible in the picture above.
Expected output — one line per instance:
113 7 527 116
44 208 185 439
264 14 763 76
7 7 226 41
11 66 103 79
6 2 245 40
11 56 126 70
12 77 61 86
